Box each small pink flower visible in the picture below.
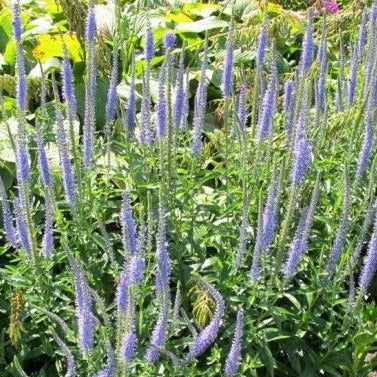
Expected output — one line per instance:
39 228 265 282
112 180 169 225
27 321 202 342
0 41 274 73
321 0 339 13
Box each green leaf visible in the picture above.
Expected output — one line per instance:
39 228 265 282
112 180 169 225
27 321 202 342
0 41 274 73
175 17 228 33
3 40 16 67
75 77 109 128
165 11 193 24
28 57 61 78
32 34 83 63
23 16 55 37
182 3 222 18
0 117 17 163
0 8 12 52
257 342 275 377
0 53 5 69
283 293 302 310
12 356 29 377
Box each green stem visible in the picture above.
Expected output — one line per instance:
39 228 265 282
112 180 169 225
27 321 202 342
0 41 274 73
224 97 231 230
275 184 298 272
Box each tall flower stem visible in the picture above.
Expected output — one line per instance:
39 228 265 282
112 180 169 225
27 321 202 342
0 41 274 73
275 185 299 273
250 66 262 141
224 96 231 230
166 49 174 199
234 121 249 269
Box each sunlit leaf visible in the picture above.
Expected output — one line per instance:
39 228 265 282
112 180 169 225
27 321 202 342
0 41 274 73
32 34 83 63
175 17 228 33
182 3 222 18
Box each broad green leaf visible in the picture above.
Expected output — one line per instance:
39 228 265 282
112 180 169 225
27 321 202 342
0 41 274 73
3 40 16 67
0 8 12 52
283 293 302 310
182 3 222 18
177 32 202 47
175 17 228 33
28 57 61 78
32 34 83 63
0 53 5 68
75 77 109 127
267 1 284 15
12 356 29 377
0 117 17 163
165 11 192 23
45 142 61 173
45 0 63 16
23 16 55 37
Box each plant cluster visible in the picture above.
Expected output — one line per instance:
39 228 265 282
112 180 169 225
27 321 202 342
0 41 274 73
1 0 377 376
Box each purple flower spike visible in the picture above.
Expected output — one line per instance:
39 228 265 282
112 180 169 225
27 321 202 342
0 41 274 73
83 84 93 170
284 208 309 278
68 253 94 353
347 45 358 106
256 17 268 67
85 4 97 43
120 190 137 255
128 254 145 285
16 141 30 182
257 74 277 143
316 25 327 112
221 26 234 98
291 138 311 185
12 1 22 42
357 103 375 177
144 25 155 61
283 175 320 278
357 8 367 59
36 129 52 187
52 78 76 206
127 58 136 133
105 50 118 128
192 38 208 155
94 343 115 377
145 303 169 363
156 62 167 139
238 83 247 132
359 221 377 294
370 2 377 25
235 201 249 269
324 175 350 280
224 310 244 377
261 179 279 252
300 9 314 75
187 280 225 359
163 32 176 50
116 253 144 312
180 78 189 130
52 333 77 377
155 203 170 293
250 199 264 283
291 115 311 186
283 80 294 138
121 327 138 361
15 197 31 256
174 48 185 129
42 191 54 258
116 272 129 312
0 177 17 248
140 71 153 144
62 47 77 118
13 1 27 112
15 56 27 112
357 125 374 177
83 28 97 171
